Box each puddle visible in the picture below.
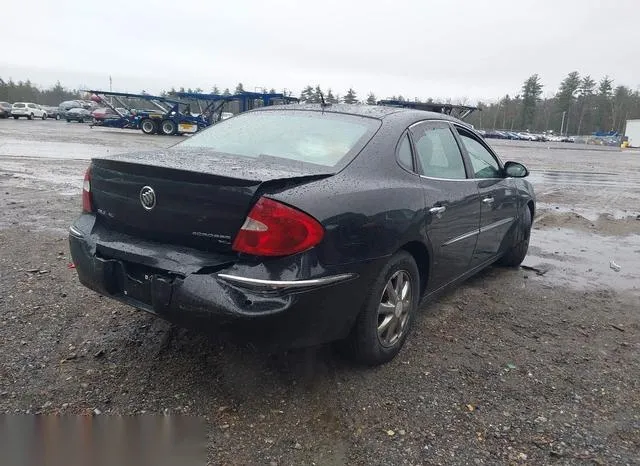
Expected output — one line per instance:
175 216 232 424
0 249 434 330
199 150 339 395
0 139 118 160
525 228 640 292
528 170 640 194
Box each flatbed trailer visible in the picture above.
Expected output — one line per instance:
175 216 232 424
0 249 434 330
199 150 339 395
377 100 479 121
172 91 299 124
86 90 205 135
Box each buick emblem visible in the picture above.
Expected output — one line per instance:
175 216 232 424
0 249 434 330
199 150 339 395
139 186 156 210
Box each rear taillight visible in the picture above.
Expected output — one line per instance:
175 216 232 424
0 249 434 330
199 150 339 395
82 167 93 213
232 197 324 257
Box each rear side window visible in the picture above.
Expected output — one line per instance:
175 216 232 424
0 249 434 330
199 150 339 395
397 133 413 171
411 123 467 179
28 104 36 108
179 111 381 169
14 103 25 108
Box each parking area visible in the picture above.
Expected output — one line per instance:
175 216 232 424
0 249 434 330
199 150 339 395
1 119 639 464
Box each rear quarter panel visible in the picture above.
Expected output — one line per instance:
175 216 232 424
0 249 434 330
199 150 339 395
270 118 428 267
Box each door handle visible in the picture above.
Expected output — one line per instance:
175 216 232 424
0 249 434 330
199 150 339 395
482 197 494 204
429 206 446 217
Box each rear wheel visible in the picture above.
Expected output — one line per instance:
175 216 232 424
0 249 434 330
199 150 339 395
161 119 176 135
78 119 84 123
342 251 419 365
13 116 19 119
497 206 532 267
140 118 157 135
66 119 71 123
55 114 60 120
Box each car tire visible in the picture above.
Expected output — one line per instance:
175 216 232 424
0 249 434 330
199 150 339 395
66 119 71 123
79 119 84 123
42 113 47 120
28 113 33 120
497 206 532 267
140 118 157 135
342 250 419 365
56 114 60 120
13 116 19 119
161 119 177 135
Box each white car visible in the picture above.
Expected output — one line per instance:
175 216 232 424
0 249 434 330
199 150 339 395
11 102 48 120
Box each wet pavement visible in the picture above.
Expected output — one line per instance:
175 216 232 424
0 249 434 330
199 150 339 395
1 118 639 465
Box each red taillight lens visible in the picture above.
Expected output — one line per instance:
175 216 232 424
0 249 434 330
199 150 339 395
82 167 93 213
232 197 324 257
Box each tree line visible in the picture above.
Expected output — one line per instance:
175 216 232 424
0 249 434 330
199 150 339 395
2 74 639 135
466 72 640 135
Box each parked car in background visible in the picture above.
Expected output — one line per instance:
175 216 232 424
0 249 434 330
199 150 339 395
58 100 84 119
69 104 535 365
42 106 60 119
65 107 92 123
0 101 12 118
12 102 47 120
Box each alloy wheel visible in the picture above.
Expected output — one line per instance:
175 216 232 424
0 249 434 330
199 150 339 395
377 270 412 347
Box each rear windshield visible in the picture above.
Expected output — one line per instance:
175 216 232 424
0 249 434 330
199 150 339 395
179 110 381 168
13 103 25 108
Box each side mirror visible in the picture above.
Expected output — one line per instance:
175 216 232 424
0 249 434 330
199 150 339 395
504 161 529 178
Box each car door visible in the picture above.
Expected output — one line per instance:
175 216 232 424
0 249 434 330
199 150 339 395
453 126 519 266
409 120 482 290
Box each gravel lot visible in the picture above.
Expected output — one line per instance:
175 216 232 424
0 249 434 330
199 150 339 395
1 119 639 465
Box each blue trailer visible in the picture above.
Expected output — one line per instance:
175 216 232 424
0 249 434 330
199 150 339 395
86 90 207 135
171 91 299 125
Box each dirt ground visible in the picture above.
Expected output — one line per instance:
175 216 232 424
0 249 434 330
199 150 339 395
1 119 639 465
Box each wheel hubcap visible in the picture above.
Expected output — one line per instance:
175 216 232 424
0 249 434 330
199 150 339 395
377 270 412 348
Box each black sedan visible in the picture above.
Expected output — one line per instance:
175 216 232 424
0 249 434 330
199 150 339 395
69 104 535 365
65 107 92 123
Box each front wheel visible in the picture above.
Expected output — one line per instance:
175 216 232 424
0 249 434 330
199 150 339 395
497 206 532 267
160 119 176 135
13 116 19 119
55 114 60 120
41 113 47 120
342 251 419 365
140 118 157 135
28 113 33 120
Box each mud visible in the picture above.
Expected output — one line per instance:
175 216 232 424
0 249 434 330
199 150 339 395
0 119 639 465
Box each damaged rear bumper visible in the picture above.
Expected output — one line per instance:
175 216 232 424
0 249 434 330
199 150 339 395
69 216 378 348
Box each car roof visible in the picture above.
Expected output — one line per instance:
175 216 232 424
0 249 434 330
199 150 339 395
252 103 459 123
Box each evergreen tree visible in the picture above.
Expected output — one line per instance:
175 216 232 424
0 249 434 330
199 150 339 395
222 88 231 96
555 71 581 133
595 76 613 131
269 88 276 94
211 85 220 94
299 85 314 103
235 82 245 94
343 88 358 104
326 89 338 104
576 75 596 134
312 85 323 104
519 74 543 129
366 92 377 105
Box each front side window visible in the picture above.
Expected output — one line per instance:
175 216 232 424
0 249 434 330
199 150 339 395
457 130 502 178
410 123 466 179
179 110 381 169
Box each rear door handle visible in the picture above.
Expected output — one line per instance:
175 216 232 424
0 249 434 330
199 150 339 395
429 206 446 217
482 197 494 204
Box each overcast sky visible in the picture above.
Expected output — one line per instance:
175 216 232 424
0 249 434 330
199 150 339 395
2 0 639 102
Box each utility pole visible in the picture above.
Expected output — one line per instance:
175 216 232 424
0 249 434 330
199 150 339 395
109 75 112 92
560 111 566 136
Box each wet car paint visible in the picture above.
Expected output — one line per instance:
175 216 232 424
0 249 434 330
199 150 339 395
69 106 535 349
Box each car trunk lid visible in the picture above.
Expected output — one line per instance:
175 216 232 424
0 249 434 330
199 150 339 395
89 148 332 253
